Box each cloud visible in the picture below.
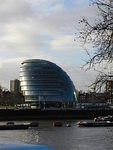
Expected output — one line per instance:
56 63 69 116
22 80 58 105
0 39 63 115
50 35 74 51
0 0 97 58
0 0 32 23
50 34 86 52
0 0 98 90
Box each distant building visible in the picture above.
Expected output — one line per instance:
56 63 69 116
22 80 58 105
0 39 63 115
10 79 21 93
106 79 113 104
78 91 107 103
77 91 109 109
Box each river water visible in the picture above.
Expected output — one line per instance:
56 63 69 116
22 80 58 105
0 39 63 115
0 120 113 150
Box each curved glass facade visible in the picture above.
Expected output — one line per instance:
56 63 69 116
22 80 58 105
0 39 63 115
20 59 77 106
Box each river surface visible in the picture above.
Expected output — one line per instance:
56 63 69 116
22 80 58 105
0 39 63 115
0 120 113 150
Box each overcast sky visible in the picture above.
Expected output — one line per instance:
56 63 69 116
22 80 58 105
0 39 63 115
0 0 98 91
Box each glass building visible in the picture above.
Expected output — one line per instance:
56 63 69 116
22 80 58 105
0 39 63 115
20 59 77 108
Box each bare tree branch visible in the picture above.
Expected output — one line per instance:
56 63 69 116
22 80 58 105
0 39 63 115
76 0 113 91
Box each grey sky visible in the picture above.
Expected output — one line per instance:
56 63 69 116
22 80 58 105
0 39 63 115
0 0 98 91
